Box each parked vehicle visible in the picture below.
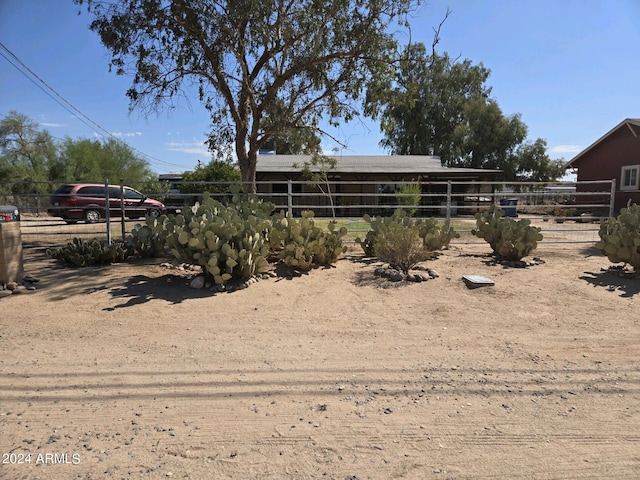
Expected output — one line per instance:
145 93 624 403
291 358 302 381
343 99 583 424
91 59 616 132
47 183 165 224
0 205 20 222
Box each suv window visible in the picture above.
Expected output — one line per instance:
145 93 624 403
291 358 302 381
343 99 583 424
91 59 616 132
108 186 122 199
52 185 75 195
124 188 144 200
77 186 107 197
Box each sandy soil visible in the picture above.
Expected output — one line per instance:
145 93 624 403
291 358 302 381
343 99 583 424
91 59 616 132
1 243 639 480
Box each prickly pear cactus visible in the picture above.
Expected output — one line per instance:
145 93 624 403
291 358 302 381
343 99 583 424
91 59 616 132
595 203 640 270
154 191 274 285
356 213 393 257
270 211 348 270
47 238 131 266
128 222 165 258
472 205 543 261
356 209 458 257
417 216 459 252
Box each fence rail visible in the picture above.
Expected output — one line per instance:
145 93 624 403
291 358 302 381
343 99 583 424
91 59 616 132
1 179 614 247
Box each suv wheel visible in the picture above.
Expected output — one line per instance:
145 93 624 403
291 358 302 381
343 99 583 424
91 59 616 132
147 208 161 219
84 209 101 223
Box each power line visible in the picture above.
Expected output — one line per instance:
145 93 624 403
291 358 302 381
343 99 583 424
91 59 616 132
0 40 187 170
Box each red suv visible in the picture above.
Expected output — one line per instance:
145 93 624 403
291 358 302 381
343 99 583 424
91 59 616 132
48 183 165 224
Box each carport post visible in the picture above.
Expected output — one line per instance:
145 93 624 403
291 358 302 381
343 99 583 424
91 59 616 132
287 180 293 216
104 179 112 245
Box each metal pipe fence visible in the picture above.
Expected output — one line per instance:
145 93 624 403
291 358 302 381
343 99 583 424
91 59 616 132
1 179 614 248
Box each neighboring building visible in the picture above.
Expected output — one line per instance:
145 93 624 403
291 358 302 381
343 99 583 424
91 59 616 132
255 154 502 216
158 172 185 194
158 172 191 213
565 118 640 213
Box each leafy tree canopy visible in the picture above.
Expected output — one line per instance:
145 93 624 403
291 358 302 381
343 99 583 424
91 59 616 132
0 111 155 194
180 160 241 194
511 138 566 183
57 137 154 183
75 0 419 192
0 111 58 193
367 43 492 161
270 129 322 156
366 42 565 182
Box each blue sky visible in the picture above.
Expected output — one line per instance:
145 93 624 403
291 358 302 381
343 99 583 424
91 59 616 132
1 0 639 176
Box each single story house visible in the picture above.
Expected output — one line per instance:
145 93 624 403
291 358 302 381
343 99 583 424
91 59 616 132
255 154 502 216
565 118 640 213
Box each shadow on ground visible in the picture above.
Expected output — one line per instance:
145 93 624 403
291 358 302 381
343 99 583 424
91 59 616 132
22 248 207 304
578 245 604 257
105 273 213 309
580 269 640 298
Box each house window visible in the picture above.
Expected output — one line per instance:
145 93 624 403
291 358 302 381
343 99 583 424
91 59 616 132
621 165 639 191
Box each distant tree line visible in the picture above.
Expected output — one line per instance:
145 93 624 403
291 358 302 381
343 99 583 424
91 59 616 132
0 111 157 195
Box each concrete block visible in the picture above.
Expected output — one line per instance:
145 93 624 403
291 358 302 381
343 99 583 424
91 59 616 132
0 222 24 284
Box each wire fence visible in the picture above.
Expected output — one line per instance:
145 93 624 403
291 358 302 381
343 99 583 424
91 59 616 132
1 179 614 249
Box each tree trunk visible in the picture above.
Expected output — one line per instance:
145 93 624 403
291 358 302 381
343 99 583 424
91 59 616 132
235 126 257 194
238 152 258 194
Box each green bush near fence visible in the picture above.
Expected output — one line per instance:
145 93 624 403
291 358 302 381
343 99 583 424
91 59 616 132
355 209 459 260
372 222 433 273
395 181 421 216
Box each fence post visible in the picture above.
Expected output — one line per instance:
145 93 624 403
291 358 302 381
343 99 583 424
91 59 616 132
287 180 293 216
104 179 112 245
120 180 126 241
446 181 452 221
609 178 616 217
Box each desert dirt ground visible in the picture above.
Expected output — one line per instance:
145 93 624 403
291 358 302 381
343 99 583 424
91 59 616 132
1 241 639 480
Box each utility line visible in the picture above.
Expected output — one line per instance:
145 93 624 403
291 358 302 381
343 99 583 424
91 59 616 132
0 40 187 170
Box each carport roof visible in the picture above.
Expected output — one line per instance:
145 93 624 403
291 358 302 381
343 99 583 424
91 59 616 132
256 154 501 175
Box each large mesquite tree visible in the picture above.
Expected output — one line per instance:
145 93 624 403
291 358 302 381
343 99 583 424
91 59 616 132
75 0 419 192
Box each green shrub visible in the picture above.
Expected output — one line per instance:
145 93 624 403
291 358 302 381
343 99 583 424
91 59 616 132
595 203 640 270
373 222 431 273
356 209 458 257
395 181 421 216
47 238 131 267
269 210 348 270
472 205 543 261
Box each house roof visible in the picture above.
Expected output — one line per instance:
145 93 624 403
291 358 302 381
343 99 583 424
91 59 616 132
565 118 640 169
256 154 501 176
